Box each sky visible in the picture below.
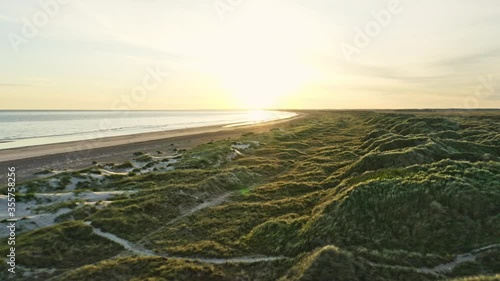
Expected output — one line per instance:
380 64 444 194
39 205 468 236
0 0 499 110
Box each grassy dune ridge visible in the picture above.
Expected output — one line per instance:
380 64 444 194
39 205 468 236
1 111 499 280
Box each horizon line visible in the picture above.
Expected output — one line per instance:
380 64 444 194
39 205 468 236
1 108 500 111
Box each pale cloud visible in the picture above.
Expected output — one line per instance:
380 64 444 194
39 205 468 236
0 0 499 109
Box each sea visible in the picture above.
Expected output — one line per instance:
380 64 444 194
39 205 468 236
0 110 297 150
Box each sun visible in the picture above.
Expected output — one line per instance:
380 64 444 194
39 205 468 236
247 110 269 122
199 1 321 110
210 50 312 109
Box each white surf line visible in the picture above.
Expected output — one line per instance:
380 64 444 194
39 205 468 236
86 222 288 264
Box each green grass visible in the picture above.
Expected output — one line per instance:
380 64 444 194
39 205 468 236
448 275 500 281
0 221 123 269
134 154 154 162
115 161 134 169
6 110 500 281
53 256 292 281
33 200 82 214
239 187 251 195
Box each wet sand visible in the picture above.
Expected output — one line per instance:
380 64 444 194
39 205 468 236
0 113 304 182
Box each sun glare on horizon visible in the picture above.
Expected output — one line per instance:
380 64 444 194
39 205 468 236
247 110 270 122
212 55 313 109
197 1 323 110
207 51 316 110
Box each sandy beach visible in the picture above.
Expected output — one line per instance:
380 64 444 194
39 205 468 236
0 113 303 182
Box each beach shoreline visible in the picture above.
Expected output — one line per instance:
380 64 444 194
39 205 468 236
0 113 304 182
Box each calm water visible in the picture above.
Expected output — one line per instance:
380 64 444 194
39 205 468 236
0 110 297 150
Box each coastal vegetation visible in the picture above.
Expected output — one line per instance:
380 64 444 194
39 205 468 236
1 110 499 280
